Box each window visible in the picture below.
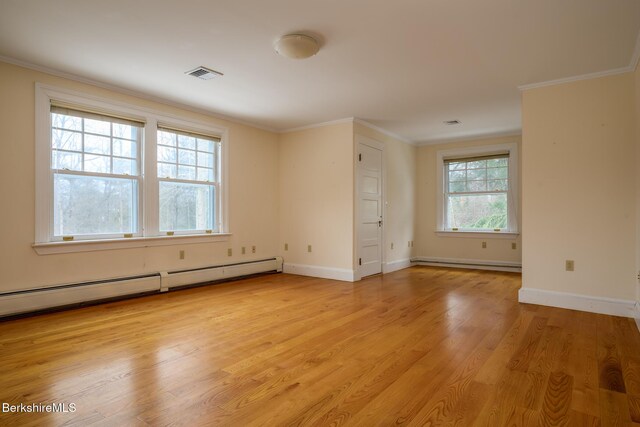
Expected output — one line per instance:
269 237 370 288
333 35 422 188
437 143 518 235
157 127 220 233
51 107 143 240
35 84 228 252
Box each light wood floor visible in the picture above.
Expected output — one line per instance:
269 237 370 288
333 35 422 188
1 266 640 426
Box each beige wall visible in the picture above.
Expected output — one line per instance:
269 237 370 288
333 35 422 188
353 123 417 267
416 135 522 264
0 61 280 292
522 72 636 300
278 123 355 270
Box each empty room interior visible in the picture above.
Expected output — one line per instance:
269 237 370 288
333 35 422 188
1 0 640 425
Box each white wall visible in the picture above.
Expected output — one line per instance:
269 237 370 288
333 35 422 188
521 72 636 301
0 61 280 292
415 135 522 265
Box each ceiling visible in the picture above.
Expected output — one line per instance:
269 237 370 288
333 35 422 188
0 0 639 143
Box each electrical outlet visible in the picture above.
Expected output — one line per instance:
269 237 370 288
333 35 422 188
179 250 185 260
227 248 232 257
565 260 574 271
241 247 246 255
512 242 517 250
252 245 256 253
284 243 288 251
408 241 410 247
391 242 394 250
482 241 487 249
308 245 312 253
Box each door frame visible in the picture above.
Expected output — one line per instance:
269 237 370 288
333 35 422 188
354 134 386 281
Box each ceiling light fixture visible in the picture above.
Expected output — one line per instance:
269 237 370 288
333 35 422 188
274 34 320 59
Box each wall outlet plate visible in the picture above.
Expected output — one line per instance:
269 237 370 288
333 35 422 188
566 260 574 271
227 248 232 256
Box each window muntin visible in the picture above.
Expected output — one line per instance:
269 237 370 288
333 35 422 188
50 107 143 240
157 128 220 233
444 155 510 231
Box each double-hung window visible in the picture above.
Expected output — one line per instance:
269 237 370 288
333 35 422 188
157 127 220 234
51 106 143 240
437 143 518 234
35 84 227 252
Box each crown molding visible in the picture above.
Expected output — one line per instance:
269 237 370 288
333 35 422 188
0 55 278 133
353 118 415 145
519 29 640 91
630 30 640 71
279 117 355 133
517 66 633 91
416 130 522 147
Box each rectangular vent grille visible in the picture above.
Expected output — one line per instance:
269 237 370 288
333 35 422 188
186 66 223 80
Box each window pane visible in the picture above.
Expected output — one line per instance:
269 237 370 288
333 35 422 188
84 154 110 173
159 181 214 231
467 160 486 169
112 123 138 140
487 179 508 191
178 149 196 165
178 135 196 150
113 158 137 175
52 150 82 171
113 139 136 158
487 167 508 179
158 162 176 179
53 174 137 235
447 193 507 230
84 118 111 136
158 131 176 146
467 180 486 191
448 170 465 181
448 181 465 193
197 167 213 182
178 165 196 180
487 158 508 167
52 129 82 151
197 138 214 153
466 168 486 181
158 145 176 162
448 161 466 171
84 134 111 155
197 151 213 168
52 113 82 131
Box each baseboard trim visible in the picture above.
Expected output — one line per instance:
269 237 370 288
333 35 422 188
383 259 413 274
518 288 636 318
412 256 522 273
283 263 355 282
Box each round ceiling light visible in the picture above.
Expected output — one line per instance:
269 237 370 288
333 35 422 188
274 34 320 59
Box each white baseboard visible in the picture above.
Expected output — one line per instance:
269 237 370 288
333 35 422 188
412 256 522 273
383 258 413 273
518 288 636 318
283 263 355 282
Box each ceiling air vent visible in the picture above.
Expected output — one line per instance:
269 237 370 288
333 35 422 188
185 66 223 80
443 120 461 125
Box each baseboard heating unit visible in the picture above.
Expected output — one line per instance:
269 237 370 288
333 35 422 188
0 257 283 318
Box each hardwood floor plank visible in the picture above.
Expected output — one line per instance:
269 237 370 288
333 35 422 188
1 267 640 426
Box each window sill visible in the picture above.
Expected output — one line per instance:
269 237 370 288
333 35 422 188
33 233 231 255
435 230 519 239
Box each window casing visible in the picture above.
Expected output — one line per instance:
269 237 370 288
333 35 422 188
436 143 518 235
35 84 228 252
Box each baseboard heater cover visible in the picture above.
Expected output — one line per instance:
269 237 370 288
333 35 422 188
411 257 521 272
0 257 283 318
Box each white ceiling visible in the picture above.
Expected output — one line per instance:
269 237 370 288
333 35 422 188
0 0 639 143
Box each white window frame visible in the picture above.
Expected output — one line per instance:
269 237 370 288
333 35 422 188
34 83 230 254
435 142 519 238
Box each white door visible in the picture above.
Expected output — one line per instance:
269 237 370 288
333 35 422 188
357 139 383 277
